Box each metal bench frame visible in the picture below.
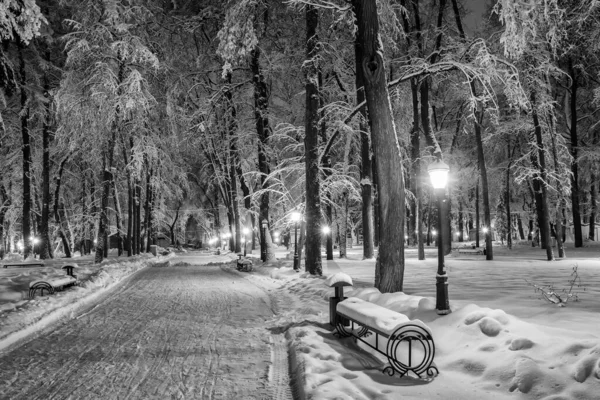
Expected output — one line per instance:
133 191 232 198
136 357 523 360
334 309 438 379
29 278 77 299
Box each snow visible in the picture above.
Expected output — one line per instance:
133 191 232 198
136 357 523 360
29 276 76 288
324 271 353 287
337 296 433 338
0 252 171 351
249 242 600 399
1 242 600 399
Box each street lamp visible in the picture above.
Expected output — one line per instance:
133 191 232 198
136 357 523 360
322 226 331 258
428 159 451 315
261 219 268 262
32 237 39 259
290 211 301 271
242 227 250 256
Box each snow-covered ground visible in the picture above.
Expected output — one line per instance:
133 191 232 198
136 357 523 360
1 242 599 399
249 241 600 400
0 251 294 399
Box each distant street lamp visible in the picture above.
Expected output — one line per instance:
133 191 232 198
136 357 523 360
242 228 249 256
273 231 280 246
261 219 268 262
32 237 39 259
322 226 332 259
428 159 451 315
290 211 301 271
482 227 489 251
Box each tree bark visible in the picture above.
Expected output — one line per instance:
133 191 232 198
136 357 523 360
144 167 153 253
568 59 582 247
531 92 554 261
112 176 123 256
94 125 117 263
353 0 406 292
505 139 512 250
19 44 32 259
304 5 323 275
355 20 375 261
590 179 596 241
53 155 71 257
250 44 275 261
549 113 566 258
474 112 493 259
476 178 480 247
39 68 52 259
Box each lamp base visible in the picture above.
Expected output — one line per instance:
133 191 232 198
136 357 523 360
435 308 451 315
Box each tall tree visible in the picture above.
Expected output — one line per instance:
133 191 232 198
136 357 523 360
353 0 406 292
304 5 322 275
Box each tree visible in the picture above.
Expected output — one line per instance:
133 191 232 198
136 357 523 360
352 0 406 292
303 5 322 275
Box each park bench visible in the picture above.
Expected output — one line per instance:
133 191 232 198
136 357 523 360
457 247 484 255
3 261 44 269
326 273 438 379
235 254 253 272
29 274 77 299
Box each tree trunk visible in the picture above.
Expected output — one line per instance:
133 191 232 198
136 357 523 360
127 181 133 256
297 220 306 270
410 80 425 260
476 179 480 247
94 123 117 263
19 45 32 259
568 59 583 247
549 113 566 258
458 202 464 242
134 180 142 255
169 206 180 246
355 24 375 261
505 139 512 250
338 191 348 258
531 92 554 261
250 44 275 261
474 111 493 259
517 214 525 240
144 168 153 253
353 0 406 292
590 179 596 241
303 5 323 275
122 138 133 256
40 70 52 259
53 155 71 257
112 177 123 256
227 157 241 253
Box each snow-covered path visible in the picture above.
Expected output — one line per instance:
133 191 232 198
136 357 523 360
0 258 291 399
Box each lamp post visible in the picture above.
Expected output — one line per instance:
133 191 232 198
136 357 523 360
242 228 249 256
322 226 331 258
428 159 451 315
261 219 268 262
290 211 301 271
482 227 489 254
31 237 38 258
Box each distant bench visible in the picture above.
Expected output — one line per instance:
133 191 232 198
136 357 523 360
3 262 44 269
457 248 484 255
334 297 438 379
